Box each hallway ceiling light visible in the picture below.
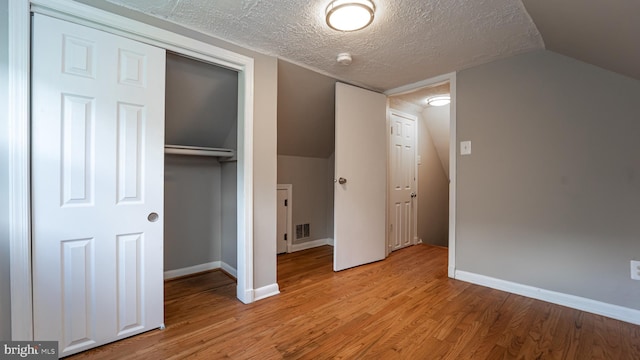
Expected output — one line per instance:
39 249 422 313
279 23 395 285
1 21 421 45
426 95 451 107
326 0 375 32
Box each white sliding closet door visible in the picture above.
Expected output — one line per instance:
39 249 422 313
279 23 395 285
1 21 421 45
32 14 166 357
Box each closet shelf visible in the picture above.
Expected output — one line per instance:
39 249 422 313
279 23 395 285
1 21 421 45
164 145 236 158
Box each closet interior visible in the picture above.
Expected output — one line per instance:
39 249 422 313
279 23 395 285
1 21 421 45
164 52 239 280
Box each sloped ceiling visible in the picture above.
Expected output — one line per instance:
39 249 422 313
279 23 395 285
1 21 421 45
83 0 639 159
90 0 640 91
277 60 336 158
102 0 544 91
521 0 640 81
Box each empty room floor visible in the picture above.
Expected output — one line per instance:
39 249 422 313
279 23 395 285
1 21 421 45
67 245 640 359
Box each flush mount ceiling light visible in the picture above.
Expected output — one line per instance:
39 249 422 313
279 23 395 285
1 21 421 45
426 95 451 107
326 0 375 32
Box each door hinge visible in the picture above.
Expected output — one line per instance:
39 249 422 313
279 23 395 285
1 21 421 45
284 233 287 240
390 126 393 135
284 199 288 206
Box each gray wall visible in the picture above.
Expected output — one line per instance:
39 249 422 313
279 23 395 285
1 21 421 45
418 111 449 247
221 162 237 269
0 0 11 341
326 152 335 239
388 99 449 247
165 53 238 149
457 49 640 309
423 105 450 178
277 155 333 243
164 156 223 271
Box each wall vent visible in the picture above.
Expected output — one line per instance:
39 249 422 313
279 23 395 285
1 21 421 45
296 223 310 239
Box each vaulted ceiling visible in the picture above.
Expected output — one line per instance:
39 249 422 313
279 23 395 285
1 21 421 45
82 0 637 159
521 0 639 82
99 0 638 92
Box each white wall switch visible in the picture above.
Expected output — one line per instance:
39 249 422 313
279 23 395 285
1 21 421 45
631 260 640 280
460 141 472 155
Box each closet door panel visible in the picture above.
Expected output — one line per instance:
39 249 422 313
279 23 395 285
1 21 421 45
116 102 145 204
32 14 166 357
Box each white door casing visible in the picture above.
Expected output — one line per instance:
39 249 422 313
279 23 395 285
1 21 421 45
384 73 457 278
333 83 387 271
32 14 165 356
388 111 418 251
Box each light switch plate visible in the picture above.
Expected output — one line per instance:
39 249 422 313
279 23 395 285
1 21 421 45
631 260 640 280
460 141 471 155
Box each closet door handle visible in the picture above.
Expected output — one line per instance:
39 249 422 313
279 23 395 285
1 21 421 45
148 212 159 222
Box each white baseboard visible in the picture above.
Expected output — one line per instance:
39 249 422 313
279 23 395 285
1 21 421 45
164 261 238 280
448 265 456 279
221 261 237 278
238 288 254 305
455 270 640 326
290 238 333 252
164 261 221 280
254 283 280 301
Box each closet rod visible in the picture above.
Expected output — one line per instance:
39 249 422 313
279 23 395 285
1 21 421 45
164 145 235 158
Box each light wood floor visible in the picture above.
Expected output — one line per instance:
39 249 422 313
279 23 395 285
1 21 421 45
68 245 640 359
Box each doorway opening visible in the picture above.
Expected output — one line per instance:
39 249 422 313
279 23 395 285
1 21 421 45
163 51 240 283
387 81 452 253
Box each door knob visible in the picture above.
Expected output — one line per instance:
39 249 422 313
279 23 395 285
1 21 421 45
410 192 417 198
148 212 159 222
338 177 347 185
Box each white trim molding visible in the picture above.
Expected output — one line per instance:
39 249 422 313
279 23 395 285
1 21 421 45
220 262 238 279
163 261 238 280
455 270 640 326
290 238 334 252
164 262 223 280
385 72 457 279
447 73 457 279
9 0 33 341
253 283 280 302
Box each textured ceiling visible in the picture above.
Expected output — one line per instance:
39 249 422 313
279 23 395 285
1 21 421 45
103 0 544 91
390 83 451 110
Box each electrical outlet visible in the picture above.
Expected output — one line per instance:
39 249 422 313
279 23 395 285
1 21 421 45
631 260 640 280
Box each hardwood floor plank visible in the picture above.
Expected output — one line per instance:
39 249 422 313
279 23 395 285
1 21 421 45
66 245 640 359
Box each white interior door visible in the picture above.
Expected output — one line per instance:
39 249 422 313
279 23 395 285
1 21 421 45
334 83 387 271
32 14 165 357
389 111 418 251
276 188 288 254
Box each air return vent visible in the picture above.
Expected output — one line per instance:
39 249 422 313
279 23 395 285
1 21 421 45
296 224 310 239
